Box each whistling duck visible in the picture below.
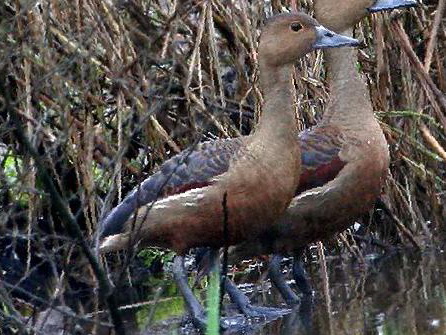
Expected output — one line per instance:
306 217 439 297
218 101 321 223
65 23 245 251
223 0 417 306
99 12 359 329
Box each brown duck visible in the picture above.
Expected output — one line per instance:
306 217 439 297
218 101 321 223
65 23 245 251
225 0 417 306
99 11 359 328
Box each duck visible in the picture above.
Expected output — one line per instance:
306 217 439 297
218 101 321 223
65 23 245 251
223 0 417 307
98 11 359 329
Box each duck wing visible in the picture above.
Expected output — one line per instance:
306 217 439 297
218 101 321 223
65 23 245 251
296 126 347 195
100 137 245 238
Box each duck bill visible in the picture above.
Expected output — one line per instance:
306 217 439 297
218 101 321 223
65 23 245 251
313 26 360 49
368 0 418 12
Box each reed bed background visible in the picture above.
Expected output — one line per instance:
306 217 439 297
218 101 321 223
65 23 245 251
0 0 445 334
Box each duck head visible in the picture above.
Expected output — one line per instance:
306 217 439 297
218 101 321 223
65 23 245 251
314 0 418 32
258 13 359 68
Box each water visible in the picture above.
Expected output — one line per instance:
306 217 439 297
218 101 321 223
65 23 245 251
123 249 446 334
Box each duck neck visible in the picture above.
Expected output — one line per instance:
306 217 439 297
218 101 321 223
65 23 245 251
321 28 375 129
255 62 297 143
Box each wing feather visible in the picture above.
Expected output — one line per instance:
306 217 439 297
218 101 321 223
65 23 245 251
100 138 245 237
296 126 346 194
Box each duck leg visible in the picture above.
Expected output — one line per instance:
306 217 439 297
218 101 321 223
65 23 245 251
172 255 207 331
196 248 289 319
268 254 300 306
292 248 312 295
174 252 247 331
269 250 312 306
224 278 290 318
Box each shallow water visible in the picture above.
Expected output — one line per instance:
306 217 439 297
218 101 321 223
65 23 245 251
122 248 446 335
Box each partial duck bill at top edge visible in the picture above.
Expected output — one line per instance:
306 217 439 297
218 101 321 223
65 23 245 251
368 0 418 13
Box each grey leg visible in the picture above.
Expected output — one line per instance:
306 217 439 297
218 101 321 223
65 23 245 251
268 254 300 306
173 253 247 332
292 249 312 295
224 278 290 319
172 255 207 331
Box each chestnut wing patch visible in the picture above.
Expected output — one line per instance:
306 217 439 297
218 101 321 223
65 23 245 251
296 126 346 195
100 138 244 237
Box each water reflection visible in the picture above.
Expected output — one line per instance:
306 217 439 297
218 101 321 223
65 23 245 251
134 250 446 334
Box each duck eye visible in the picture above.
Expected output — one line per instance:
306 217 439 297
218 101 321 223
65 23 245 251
290 22 303 32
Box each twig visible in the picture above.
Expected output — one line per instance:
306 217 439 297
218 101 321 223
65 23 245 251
220 192 229 310
1 69 126 335
317 242 334 335
390 21 446 127
419 122 446 162
0 283 29 334
424 0 445 72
